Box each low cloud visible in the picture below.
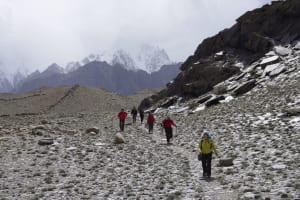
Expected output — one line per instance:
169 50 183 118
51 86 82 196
0 0 272 74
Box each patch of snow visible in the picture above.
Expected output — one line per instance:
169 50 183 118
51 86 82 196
216 51 223 56
220 95 234 103
265 51 276 56
193 105 206 112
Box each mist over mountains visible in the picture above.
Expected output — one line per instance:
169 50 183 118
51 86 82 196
0 46 180 95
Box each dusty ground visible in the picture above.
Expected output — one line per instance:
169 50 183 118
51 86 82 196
0 62 300 199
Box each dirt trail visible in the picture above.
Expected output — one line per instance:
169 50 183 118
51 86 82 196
140 125 238 199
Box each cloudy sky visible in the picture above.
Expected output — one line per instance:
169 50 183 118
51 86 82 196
0 0 272 74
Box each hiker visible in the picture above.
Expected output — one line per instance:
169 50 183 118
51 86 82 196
118 109 128 131
147 111 155 134
131 106 138 123
161 116 177 145
198 130 218 178
138 107 144 124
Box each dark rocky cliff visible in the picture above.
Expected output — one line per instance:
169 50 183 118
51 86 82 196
139 0 300 110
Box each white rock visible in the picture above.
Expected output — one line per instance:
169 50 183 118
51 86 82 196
274 46 292 56
263 63 280 76
66 147 77 151
95 142 107 146
294 42 300 50
260 56 280 66
269 65 286 77
265 51 276 56
114 133 125 144
272 164 286 169
220 95 234 103
216 51 224 56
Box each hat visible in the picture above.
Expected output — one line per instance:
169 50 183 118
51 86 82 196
203 130 211 138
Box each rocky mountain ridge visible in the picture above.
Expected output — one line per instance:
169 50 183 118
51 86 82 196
13 61 180 95
139 0 300 109
1 46 178 95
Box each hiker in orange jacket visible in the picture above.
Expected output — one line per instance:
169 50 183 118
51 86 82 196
118 109 128 131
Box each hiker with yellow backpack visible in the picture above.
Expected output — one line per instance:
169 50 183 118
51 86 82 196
198 130 218 178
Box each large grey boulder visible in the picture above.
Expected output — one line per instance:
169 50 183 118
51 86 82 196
38 138 54 146
260 56 280 68
285 107 300 116
114 133 125 144
86 127 100 134
205 95 225 107
232 80 256 96
219 158 234 167
274 46 292 56
294 42 300 50
263 63 286 77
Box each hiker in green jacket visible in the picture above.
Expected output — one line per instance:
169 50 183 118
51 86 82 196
198 130 218 178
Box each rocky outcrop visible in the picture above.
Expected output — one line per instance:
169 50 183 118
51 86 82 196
139 0 300 110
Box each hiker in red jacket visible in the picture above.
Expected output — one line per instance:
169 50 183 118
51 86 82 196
147 111 155 134
118 109 128 131
161 116 177 145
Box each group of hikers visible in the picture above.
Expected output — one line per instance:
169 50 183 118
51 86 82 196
117 107 176 145
118 107 218 179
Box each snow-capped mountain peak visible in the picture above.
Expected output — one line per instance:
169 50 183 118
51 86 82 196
111 49 137 71
136 45 172 73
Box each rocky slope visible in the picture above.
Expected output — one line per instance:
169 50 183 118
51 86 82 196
140 0 300 108
0 44 299 199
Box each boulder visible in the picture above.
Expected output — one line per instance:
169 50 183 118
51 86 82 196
219 158 234 167
38 138 54 146
205 95 225 107
114 133 125 144
260 56 280 68
213 82 227 95
274 46 292 56
232 80 256 96
294 42 300 50
160 96 178 108
263 63 286 77
269 65 286 77
285 107 300 116
197 95 212 104
86 127 100 134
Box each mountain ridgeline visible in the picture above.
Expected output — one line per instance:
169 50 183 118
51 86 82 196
139 0 300 110
14 62 181 95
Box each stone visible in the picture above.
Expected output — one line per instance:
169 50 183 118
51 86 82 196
274 46 292 56
294 42 300 50
197 95 213 104
160 96 178 108
38 138 54 146
114 133 125 144
232 80 256 96
284 107 300 116
260 56 280 67
86 127 100 134
269 65 286 77
205 95 225 107
213 83 227 95
218 158 234 167
263 63 286 77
